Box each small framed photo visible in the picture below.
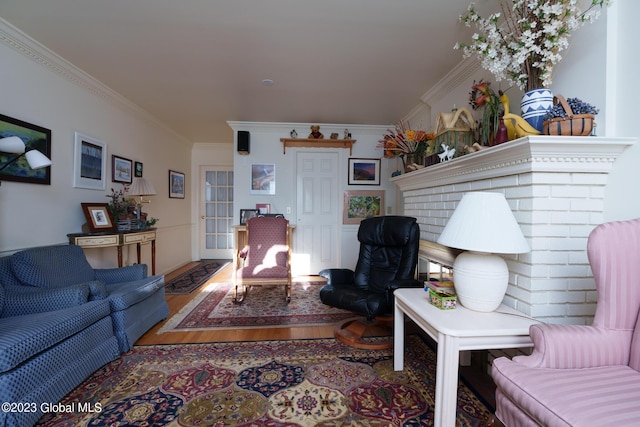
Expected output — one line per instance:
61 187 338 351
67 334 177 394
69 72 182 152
240 209 259 225
348 158 381 185
169 170 185 198
134 161 143 177
112 155 133 184
73 132 106 190
0 113 51 185
81 202 116 232
343 190 385 224
250 163 275 195
256 203 270 214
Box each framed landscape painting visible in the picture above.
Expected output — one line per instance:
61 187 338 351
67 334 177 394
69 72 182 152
169 170 185 198
343 190 385 224
348 158 380 185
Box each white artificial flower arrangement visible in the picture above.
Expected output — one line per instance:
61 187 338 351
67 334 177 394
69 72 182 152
455 0 610 92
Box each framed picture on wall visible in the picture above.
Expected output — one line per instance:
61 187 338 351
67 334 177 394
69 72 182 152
256 203 270 214
169 170 185 198
73 132 107 190
250 163 275 195
343 190 385 224
0 113 52 185
112 155 133 184
348 158 381 185
134 161 143 177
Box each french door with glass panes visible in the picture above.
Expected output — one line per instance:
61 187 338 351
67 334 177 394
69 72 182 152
200 167 234 260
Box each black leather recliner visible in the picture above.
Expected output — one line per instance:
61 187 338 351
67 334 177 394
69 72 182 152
319 215 421 348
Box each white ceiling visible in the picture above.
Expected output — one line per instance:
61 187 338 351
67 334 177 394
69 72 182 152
0 0 483 143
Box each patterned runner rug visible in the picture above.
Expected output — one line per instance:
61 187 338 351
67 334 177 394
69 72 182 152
164 261 229 294
36 335 492 426
159 281 355 332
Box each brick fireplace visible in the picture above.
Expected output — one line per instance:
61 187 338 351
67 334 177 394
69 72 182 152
392 136 634 324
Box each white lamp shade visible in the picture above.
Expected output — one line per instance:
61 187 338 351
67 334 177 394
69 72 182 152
129 177 156 196
0 136 26 154
437 191 529 254
25 150 52 169
437 191 529 312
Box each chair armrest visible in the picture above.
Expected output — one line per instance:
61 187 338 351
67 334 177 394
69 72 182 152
1 283 90 318
513 323 632 369
95 264 147 283
318 268 354 286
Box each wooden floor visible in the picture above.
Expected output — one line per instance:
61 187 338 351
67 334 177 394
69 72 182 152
137 262 340 345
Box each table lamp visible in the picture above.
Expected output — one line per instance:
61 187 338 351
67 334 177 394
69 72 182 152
0 136 52 185
128 177 156 221
437 191 529 312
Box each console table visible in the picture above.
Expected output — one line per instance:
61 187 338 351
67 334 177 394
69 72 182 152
68 229 156 275
394 288 539 427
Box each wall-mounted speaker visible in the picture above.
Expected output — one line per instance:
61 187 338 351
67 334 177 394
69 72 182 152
237 131 250 155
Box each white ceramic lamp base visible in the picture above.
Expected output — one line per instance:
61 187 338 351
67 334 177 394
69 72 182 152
452 251 508 312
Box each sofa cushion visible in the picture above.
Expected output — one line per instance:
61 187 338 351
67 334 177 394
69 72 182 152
0 284 90 318
105 276 165 311
493 359 640 426
0 299 111 373
0 282 4 316
0 257 21 287
11 245 96 288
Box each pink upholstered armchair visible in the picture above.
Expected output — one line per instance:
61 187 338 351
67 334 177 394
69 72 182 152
492 218 640 426
234 216 292 304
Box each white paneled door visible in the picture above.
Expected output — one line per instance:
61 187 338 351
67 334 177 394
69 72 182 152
295 151 340 276
200 167 234 260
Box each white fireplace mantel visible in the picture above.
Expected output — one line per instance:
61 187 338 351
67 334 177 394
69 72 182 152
392 135 636 323
391 136 635 192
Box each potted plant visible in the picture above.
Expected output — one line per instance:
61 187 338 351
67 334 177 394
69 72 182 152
377 121 434 172
455 0 610 132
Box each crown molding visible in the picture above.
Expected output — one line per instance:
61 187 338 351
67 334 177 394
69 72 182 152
419 56 481 108
0 18 191 146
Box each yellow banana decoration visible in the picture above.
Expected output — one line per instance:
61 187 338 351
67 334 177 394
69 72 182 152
503 113 541 137
499 91 517 140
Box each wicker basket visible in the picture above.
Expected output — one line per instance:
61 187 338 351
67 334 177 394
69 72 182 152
543 95 595 136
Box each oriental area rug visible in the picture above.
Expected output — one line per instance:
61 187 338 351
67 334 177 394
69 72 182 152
35 335 492 426
158 282 355 332
164 261 229 294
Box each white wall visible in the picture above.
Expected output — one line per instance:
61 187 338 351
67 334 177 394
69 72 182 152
0 21 193 274
227 122 398 270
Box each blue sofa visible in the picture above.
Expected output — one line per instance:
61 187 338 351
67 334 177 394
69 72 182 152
0 244 169 427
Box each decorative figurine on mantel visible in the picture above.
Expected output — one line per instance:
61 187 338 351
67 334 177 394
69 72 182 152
344 128 351 139
290 129 297 138
308 125 324 139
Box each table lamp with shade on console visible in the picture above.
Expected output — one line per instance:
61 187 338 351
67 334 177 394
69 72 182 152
0 136 52 185
437 191 530 312
128 177 156 223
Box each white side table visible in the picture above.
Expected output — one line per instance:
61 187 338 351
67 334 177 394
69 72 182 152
394 288 540 427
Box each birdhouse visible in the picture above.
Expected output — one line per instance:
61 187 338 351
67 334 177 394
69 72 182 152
434 107 475 158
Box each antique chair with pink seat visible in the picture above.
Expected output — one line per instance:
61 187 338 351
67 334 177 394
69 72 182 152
491 218 640 426
233 216 292 304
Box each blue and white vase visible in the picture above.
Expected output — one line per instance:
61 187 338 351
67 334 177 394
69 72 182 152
521 88 553 133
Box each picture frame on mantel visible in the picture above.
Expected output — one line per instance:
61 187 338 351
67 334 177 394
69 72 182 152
73 132 107 190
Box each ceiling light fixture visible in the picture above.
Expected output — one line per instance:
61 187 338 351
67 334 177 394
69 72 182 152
261 79 274 87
